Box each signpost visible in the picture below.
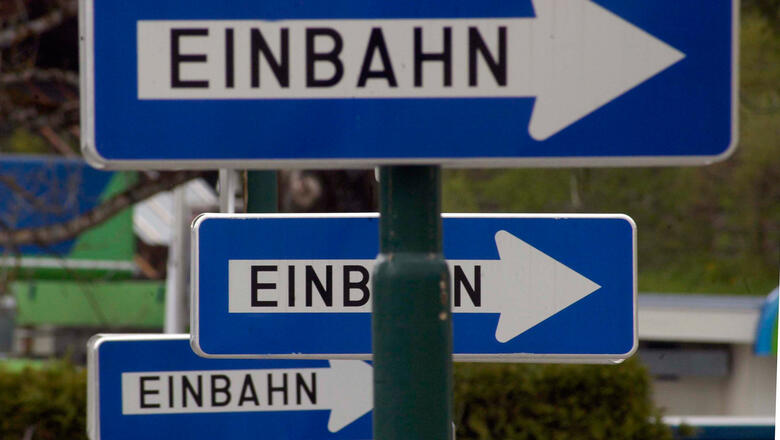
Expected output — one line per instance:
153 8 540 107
88 334 373 440
80 0 737 168
191 213 637 362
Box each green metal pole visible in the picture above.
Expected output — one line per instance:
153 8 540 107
372 165 453 440
245 170 278 213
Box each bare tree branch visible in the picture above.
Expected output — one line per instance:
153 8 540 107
0 68 78 88
4 100 78 131
0 171 206 246
0 1 77 49
0 174 67 215
39 125 76 156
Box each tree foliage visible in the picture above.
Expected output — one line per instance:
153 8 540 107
454 358 672 440
0 360 87 440
743 0 780 32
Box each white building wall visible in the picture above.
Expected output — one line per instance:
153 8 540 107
652 376 728 415
638 294 777 417
725 344 776 416
649 347 777 417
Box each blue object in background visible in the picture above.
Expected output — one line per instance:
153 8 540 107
754 287 778 356
666 417 775 440
0 155 114 256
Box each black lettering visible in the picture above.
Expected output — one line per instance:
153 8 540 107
140 376 160 409
267 373 289 406
454 265 481 307
306 265 332 307
182 375 203 408
171 28 209 88
414 27 452 87
238 375 260 406
288 266 296 307
168 375 174 408
251 265 278 307
468 27 507 87
306 28 344 87
225 28 234 88
357 28 397 87
251 28 290 88
343 265 370 307
296 372 317 405
210 375 231 407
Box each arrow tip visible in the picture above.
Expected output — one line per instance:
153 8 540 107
493 230 601 343
528 0 686 140
326 360 373 432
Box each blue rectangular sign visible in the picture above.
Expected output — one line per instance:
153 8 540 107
80 0 737 169
191 214 637 363
88 335 373 440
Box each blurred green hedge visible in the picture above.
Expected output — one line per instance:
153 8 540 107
0 357 668 440
454 357 672 440
0 360 87 440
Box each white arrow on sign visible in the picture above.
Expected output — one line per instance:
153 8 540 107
137 0 685 139
228 230 601 343
453 231 601 343
524 0 686 140
121 360 373 433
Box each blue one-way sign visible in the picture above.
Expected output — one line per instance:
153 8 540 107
191 214 637 362
88 335 372 440
80 0 736 169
